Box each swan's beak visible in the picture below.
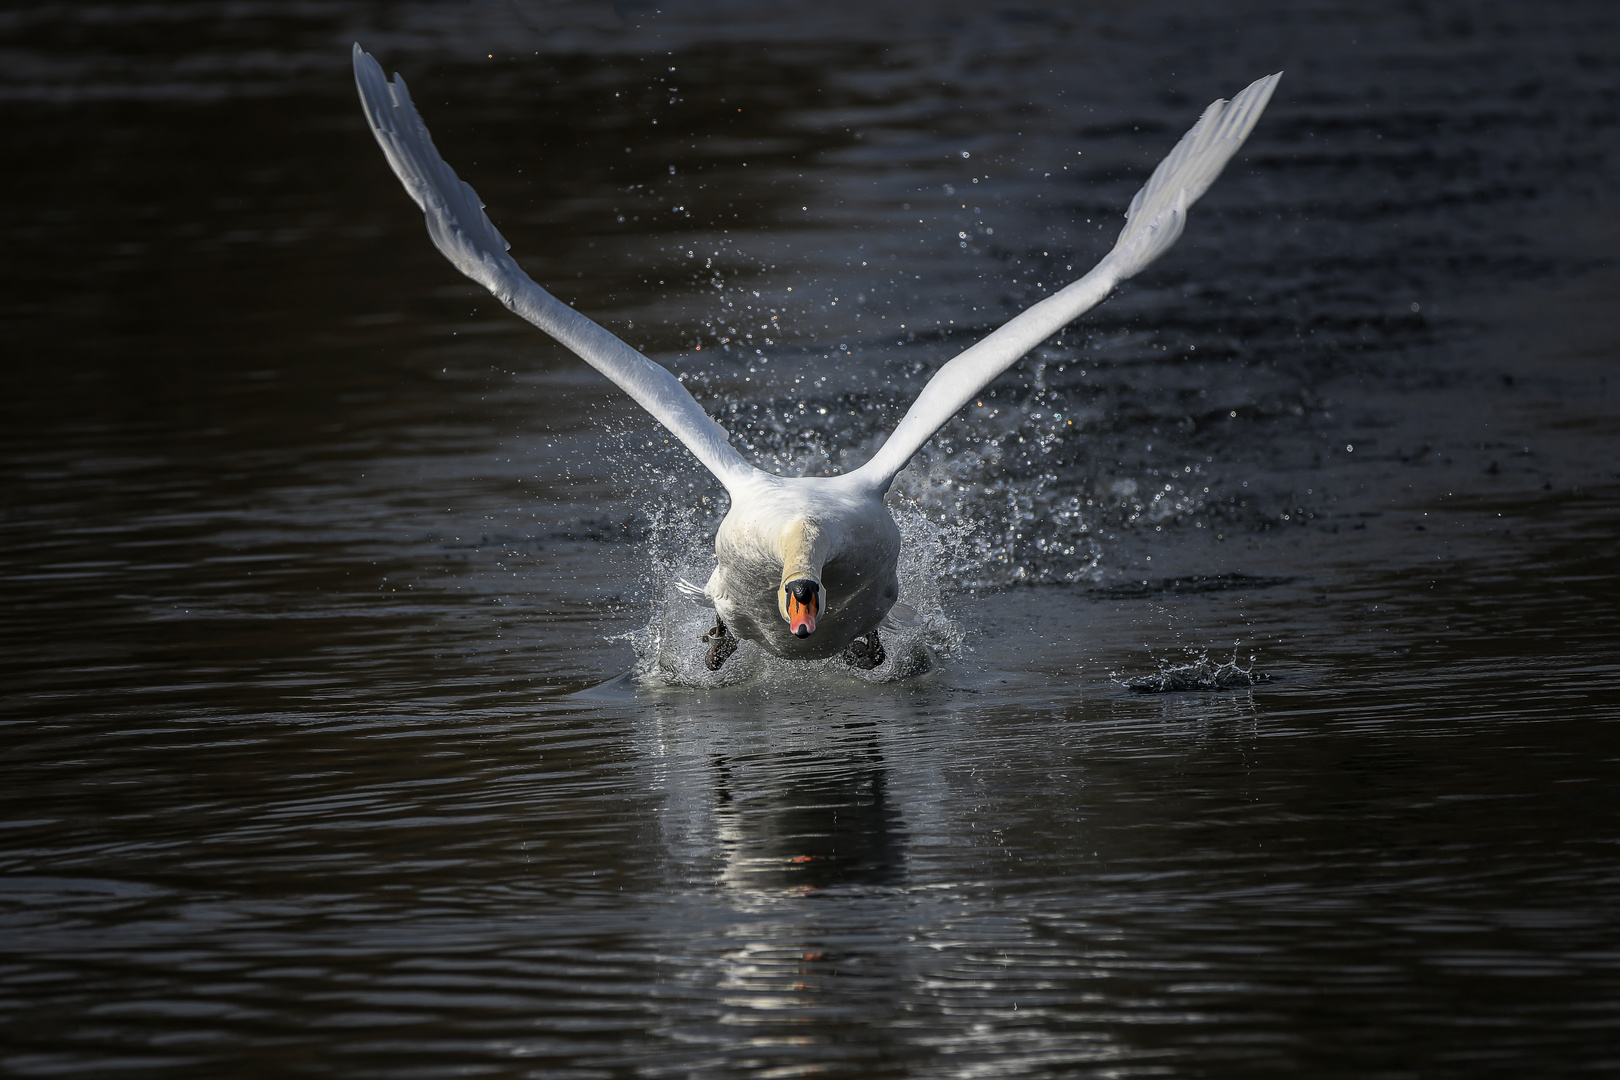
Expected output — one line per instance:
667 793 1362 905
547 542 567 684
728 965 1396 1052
788 595 816 637
784 579 820 638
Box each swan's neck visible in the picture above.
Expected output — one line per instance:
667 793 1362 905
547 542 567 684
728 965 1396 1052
777 517 831 584
774 517 832 627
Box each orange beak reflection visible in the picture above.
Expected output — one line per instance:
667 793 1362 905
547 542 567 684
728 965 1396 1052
787 593 817 638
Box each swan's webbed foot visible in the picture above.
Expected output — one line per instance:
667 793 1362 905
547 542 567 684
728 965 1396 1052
702 617 737 671
843 630 886 670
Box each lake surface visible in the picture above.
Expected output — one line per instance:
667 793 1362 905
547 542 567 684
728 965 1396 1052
3 1 1619 1076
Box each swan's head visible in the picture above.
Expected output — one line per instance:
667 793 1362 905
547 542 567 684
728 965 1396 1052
780 578 822 638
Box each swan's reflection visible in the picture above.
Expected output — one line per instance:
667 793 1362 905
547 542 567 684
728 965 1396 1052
631 704 921 1057
709 733 905 894
640 700 915 897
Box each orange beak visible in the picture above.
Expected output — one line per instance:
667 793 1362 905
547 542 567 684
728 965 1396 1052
787 593 817 637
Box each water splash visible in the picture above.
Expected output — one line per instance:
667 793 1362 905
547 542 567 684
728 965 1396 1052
1117 650 1270 693
595 254 1296 685
888 362 1114 587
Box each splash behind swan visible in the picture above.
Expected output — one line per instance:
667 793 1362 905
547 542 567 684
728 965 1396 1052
351 45 1280 669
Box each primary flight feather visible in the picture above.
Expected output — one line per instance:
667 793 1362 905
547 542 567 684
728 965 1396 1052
351 44 1279 669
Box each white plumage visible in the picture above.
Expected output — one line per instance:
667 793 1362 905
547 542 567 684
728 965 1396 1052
351 44 1279 666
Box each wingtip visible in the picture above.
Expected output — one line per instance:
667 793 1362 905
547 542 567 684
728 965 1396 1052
1249 71 1283 118
352 42 381 84
1251 71 1284 102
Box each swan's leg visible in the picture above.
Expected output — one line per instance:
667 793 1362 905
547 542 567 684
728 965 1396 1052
702 617 737 670
843 630 886 670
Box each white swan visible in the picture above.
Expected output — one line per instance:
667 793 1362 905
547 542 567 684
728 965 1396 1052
351 45 1280 669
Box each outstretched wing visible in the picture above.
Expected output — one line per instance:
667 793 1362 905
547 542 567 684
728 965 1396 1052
843 72 1281 495
352 44 757 492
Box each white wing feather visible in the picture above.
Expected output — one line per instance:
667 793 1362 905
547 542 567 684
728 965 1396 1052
845 72 1281 495
672 577 714 607
352 45 757 492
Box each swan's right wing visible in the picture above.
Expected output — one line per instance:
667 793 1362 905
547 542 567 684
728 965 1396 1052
352 44 757 492
845 72 1281 495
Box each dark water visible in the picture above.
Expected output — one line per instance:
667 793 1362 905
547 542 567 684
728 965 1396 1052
4 1 1620 1075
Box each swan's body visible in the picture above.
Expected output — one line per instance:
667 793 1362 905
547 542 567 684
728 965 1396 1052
707 476 901 660
351 45 1280 665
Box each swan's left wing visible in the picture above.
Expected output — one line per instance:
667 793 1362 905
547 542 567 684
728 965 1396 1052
844 72 1281 495
352 44 757 492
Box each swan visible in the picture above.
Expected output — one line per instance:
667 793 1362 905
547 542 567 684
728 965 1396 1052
351 45 1280 669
